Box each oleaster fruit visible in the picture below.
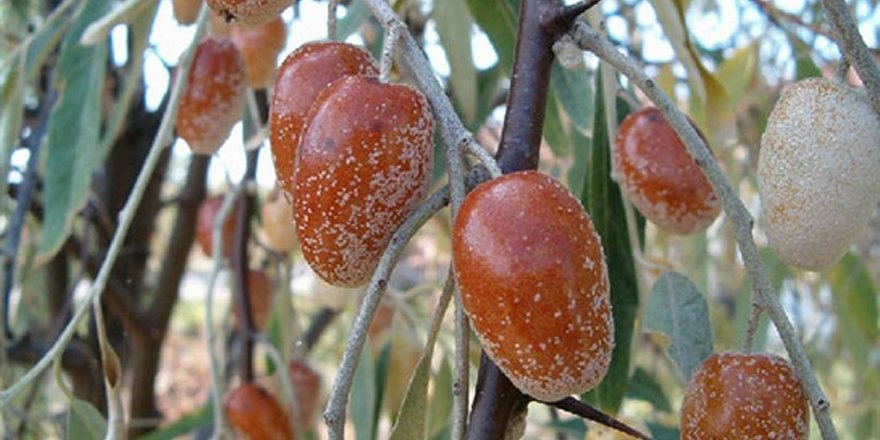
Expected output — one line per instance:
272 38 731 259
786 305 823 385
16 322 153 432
269 42 378 204
231 270 275 331
680 351 809 440
614 107 721 234
225 383 293 440
758 77 880 271
230 17 287 89
452 170 613 402
196 195 238 259
177 38 246 155
206 0 289 25
286 359 322 430
261 187 298 253
294 75 433 287
172 0 201 25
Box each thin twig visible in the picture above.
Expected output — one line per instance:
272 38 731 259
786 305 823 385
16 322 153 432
379 22 402 83
820 0 880 115
205 183 246 438
743 302 763 352
566 22 838 440
462 141 502 179
302 307 339 354
327 0 338 41
324 187 450 439
0 3 211 408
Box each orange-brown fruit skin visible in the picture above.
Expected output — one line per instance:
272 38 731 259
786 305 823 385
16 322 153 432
261 187 298 252
681 352 809 440
232 270 275 331
452 171 613 402
269 42 378 204
294 76 433 287
177 38 246 155
172 0 201 25
206 0 289 25
614 107 720 234
224 383 293 440
287 359 322 430
230 17 287 89
196 195 238 259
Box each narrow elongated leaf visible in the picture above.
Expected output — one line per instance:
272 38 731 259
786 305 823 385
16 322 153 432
828 254 878 342
0 54 24 215
66 398 107 440
550 61 593 135
435 0 478 125
139 405 212 440
38 0 111 260
582 71 639 413
427 358 453 438
466 0 518 74
790 36 821 81
626 367 673 412
644 271 714 383
351 341 378 440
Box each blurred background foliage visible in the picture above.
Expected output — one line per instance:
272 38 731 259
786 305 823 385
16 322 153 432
0 0 878 438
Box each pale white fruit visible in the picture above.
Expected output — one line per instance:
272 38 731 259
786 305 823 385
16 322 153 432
758 77 880 271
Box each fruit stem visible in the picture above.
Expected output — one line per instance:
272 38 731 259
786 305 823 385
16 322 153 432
566 21 839 440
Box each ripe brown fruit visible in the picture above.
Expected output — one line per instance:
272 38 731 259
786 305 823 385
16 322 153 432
196 195 238 259
681 351 809 440
614 107 721 234
452 171 613 402
172 0 201 25
294 76 433 287
230 17 288 89
287 359 322 430
269 42 378 203
206 0 289 25
177 38 246 155
261 187 298 253
225 383 293 440
758 77 880 271
232 270 275 331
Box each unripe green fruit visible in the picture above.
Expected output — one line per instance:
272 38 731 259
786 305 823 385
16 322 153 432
758 77 880 271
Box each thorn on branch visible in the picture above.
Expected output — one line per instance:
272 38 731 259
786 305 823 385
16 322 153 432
549 397 653 440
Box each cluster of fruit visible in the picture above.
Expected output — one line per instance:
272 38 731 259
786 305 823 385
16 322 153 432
175 1 879 438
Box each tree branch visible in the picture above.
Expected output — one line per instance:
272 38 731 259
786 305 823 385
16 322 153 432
550 397 652 440
820 0 880 115
232 149 259 383
566 21 838 439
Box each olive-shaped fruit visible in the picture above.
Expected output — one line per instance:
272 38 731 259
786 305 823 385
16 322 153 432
758 77 880 271
614 107 721 234
452 170 613 402
681 351 809 440
294 76 433 287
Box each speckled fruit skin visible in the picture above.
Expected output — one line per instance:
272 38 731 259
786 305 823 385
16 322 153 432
224 383 293 440
261 187 298 252
196 195 237 259
232 270 275 331
287 359 322 430
452 171 613 402
177 38 246 155
269 42 378 204
758 77 880 271
614 107 721 234
206 0 289 25
681 352 809 440
230 17 287 89
294 76 433 287
172 0 201 25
